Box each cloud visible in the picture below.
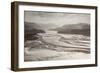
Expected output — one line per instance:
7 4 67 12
24 11 90 27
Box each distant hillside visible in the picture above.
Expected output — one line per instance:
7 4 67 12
25 22 57 30
54 23 90 36
24 22 45 41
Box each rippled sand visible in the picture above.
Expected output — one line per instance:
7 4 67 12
24 30 90 61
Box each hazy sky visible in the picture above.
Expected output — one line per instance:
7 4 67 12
24 11 90 27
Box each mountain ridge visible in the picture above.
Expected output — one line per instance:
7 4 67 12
53 23 90 36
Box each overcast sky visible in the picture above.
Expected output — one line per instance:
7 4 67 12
24 11 90 27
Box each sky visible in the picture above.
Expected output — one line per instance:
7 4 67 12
24 11 90 27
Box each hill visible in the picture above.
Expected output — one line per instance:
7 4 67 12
24 22 45 41
54 23 90 36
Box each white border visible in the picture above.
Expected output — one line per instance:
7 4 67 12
18 5 96 68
